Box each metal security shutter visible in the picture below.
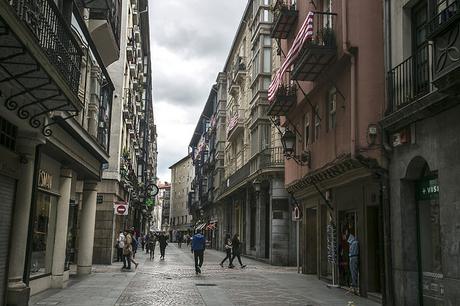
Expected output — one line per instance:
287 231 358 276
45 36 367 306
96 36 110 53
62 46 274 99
0 175 15 306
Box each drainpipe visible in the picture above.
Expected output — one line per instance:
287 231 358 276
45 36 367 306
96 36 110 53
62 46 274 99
341 0 356 157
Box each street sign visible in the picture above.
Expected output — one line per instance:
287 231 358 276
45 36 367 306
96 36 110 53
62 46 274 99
114 202 128 216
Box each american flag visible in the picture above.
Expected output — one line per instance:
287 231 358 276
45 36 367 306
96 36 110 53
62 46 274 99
226 113 239 134
268 11 314 102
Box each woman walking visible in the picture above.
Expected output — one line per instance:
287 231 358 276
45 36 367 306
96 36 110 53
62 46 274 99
148 232 157 260
219 234 232 267
229 233 246 268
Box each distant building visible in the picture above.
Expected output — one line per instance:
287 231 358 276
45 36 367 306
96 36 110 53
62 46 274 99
159 182 171 232
169 156 194 240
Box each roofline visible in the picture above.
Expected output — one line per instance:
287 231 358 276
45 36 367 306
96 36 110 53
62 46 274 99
168 154 191 169
222 0 252 72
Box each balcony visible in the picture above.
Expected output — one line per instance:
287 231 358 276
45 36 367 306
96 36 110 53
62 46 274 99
383 43 450 131
291 12 337 81
271 0 299 39
427 0 460 94
267 83 297 116
249 147 284 175
220 162 251 195
226 109 245 140
0 0 83 136
231 56 246 85
86 0 122 66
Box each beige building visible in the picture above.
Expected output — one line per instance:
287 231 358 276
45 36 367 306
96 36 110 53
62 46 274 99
169 156 194 240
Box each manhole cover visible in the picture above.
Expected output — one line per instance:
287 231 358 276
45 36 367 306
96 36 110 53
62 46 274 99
195 283 217 287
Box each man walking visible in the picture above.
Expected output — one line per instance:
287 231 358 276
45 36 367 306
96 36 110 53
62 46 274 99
158 232 168 260
229 233 246 268
191 229 206 275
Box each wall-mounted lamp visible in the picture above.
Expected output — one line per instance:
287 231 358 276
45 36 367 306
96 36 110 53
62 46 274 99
281 129 310 166
253 179 261 194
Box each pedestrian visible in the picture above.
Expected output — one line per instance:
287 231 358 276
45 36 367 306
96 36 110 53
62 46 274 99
191 229 206 275
131 230 138 259
219 234 233 267
116 230 125 262
145 233 150 254
348 233 359 294
158 232 168 260
229 233 246 268
122 229 139 270
141 233 145 251
148 232 157 260
177 232 183 248
186 233 191 246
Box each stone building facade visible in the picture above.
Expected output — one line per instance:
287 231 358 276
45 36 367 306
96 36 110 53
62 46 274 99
0 0 121 303
382 0 460 304
169 156 194 240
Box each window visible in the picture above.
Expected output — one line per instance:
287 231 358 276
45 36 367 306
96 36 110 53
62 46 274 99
30 192 57 277
303 113 310 150
263 48 271 73
314 105 320 141
260 124 270 150
327 87 337 131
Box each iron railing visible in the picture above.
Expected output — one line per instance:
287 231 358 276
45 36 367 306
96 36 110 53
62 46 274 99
309 11 337 48
273 0 297 21
427 0 459 37
387 43 433 112
250 147 284 174
9 0 83 94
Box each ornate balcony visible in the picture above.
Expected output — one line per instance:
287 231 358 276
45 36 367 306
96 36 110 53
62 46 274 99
0 0 83 136
383 43 450 131
249 147 284 175
427 0 460 94
267 83 297 116
231 56 246 85
271 0 298 39
85 0 122 66
226 109 245 141
291 12 337 81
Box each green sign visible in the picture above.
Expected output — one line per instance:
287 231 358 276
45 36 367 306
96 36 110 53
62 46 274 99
417 177 439 200
146 198 154 207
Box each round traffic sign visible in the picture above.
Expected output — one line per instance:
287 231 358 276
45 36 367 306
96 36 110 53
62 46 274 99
116 205 126 214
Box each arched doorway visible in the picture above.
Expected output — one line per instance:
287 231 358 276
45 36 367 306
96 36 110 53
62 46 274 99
406 157 443 305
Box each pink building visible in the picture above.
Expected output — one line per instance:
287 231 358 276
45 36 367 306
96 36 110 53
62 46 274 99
269 0 387 301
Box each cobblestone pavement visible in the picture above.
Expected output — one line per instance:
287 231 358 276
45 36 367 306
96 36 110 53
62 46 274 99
30 244 380 306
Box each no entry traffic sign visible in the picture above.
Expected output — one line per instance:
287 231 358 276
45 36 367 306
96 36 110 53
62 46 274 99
114 202 128 216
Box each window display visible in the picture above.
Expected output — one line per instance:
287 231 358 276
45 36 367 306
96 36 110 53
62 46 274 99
30 192 57 277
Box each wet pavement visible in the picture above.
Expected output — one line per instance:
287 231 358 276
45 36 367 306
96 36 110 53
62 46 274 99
30 244 380 306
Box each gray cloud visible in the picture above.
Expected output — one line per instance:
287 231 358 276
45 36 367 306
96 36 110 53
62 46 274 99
149 0 247 182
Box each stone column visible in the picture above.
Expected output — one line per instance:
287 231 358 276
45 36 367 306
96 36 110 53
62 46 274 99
255 189 266 258
77 181 98 275
7 133 44 305
87 66 101 138
51 169 72 288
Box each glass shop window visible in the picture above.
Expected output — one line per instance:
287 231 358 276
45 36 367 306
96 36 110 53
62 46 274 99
30 192 57 277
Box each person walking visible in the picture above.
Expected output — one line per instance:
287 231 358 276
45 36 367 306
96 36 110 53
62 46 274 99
229 233 246 268
148 232 157 260
122 229 139 270
116 231 125 262
177 232 183 248
219 234 232 267
191 229 206 275
158 232 168 260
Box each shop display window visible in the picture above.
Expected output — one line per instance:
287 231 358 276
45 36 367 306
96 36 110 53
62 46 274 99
30 192 57 277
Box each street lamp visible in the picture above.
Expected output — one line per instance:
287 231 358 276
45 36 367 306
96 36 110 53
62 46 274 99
281 128 310 166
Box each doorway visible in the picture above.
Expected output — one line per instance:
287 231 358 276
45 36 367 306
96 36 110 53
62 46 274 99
304 207 317 274
366 206 382 294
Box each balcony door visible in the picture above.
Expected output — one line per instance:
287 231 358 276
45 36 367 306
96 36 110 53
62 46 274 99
412 2 430 98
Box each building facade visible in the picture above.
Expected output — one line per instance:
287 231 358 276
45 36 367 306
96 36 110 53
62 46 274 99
0 0 120 304
382 0 460 304
94 0 156 264
272 0 387 302
159 182 171 232
169 156 194 240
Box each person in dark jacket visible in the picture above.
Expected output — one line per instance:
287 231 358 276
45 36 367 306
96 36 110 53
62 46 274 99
229 233 246 268
158 232 168 260
191 229 206 274
219 234 232 267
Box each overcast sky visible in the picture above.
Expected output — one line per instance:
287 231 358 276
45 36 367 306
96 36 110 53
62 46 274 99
149 0 247 182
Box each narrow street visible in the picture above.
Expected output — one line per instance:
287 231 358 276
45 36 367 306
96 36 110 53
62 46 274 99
30 244 378 306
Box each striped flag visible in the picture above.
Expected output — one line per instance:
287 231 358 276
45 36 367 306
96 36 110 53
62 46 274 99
268 11 314 102
226 113 239 134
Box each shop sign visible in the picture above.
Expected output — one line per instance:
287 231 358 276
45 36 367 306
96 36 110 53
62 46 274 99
38 169 52 190
417 177 439 200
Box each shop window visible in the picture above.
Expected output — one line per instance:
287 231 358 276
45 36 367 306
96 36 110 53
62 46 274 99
30 192 57 277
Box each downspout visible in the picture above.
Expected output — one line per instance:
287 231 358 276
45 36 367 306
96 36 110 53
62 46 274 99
341 0 356 157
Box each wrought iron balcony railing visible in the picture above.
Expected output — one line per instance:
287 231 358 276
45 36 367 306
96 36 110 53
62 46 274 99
387 43 433 112
291 11 337 81
271 0 298 39
9 0 83 94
